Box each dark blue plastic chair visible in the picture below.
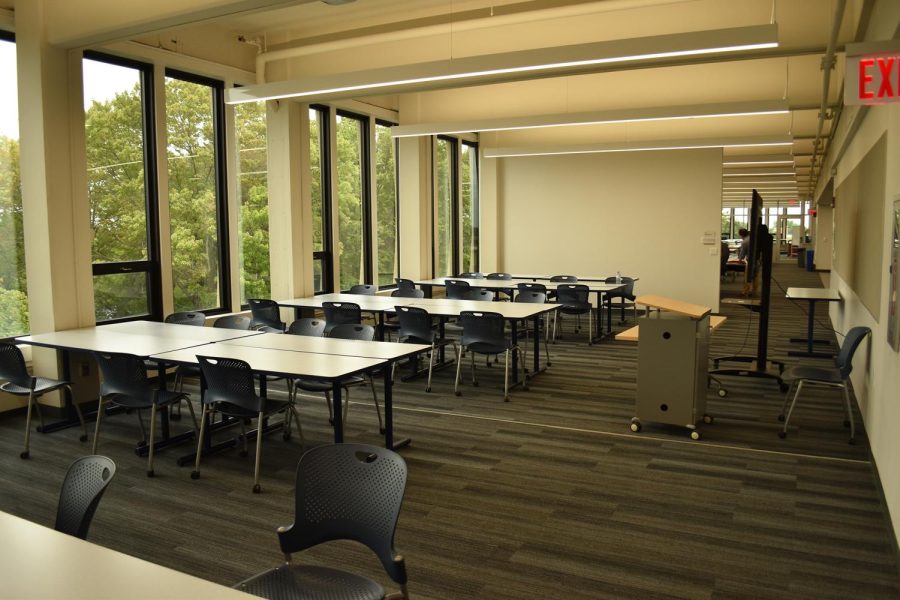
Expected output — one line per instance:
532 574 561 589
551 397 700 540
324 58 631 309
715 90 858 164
454 311 525 401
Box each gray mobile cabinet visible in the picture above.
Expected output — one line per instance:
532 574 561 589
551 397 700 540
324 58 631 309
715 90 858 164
631 312 712 440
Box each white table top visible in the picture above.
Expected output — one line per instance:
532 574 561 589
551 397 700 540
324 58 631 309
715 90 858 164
785 287 841 301
277 293 400 311
413 278 624 293
16 328 214 358
0 511 254 600
512 274 637 282
100 320 263 343
408 298 557 319
152 343 385 380
224 332 430 361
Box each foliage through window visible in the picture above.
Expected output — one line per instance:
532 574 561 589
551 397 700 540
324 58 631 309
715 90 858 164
310 107 331 293
236 101 269 304
460 141 478 274
336 112 368 291
375 122 398 287
434 137 455 277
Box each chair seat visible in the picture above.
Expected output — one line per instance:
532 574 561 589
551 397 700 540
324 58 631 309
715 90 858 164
214 398 287 419
0 376 68 396
236 565 384 600
106 389 188 409
559 304 591 314
466 341 509 355
786 365 842 384
294 375 365 393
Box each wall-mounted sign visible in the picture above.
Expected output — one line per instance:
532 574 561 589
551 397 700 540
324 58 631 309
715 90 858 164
845 41 900 105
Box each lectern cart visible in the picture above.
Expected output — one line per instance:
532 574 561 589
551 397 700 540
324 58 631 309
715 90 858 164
618 295 715 440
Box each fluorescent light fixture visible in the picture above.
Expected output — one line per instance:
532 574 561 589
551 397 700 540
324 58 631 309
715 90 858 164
723 160 795 166
484 135 792 158
723 180 797 184
227 24 778 104
723 171 796 177
391 100 788 137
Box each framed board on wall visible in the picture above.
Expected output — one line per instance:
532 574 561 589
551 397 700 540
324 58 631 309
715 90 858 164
888 198 900 351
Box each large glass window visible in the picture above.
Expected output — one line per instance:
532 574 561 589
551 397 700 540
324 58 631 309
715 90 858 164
0 35 28 337
375 121 398 287
83 52 160 323
460 141 479 274
235 100 269 304
166 70 228 313
310 106 332 293
434 136 456 277
335 111 369 291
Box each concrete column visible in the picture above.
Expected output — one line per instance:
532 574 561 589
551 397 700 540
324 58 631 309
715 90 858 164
479 155 499 272
398 136 432 279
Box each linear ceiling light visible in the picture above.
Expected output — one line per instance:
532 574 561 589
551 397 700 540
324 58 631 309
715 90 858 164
723 171 796 177
390 100 788 137
723 180 797 184
723 159 795 166
226 24 778 104
484 135 792 158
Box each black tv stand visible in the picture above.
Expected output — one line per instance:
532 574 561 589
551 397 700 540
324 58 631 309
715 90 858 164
711 227 788 392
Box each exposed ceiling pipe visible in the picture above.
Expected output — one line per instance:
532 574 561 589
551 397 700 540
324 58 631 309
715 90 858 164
806 0 846 199
254 0 688 84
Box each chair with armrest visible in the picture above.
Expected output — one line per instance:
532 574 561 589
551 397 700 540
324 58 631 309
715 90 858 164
547 275 577 301
486 272 513 300
778 326 871 444
54 455 116 540
395 278 416 292
395 306 457 392
0 342 88 459
234 443 409 600
454 311 525 401
514 290 552 368
248 299 286 332
322 301 362 336
603 276 637 324
553 284 593 345
92 351 198 477
192 355 301 493
381 288 425 341
444 279 471 300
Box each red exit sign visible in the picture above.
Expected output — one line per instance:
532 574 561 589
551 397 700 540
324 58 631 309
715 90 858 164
846 41 900 105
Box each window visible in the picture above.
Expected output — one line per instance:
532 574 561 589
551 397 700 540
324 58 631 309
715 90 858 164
83 52 161 323
460 141 479 273
165 70 229 313
375 121 398 287
310 106 332 293
235 100 269 304
434 136 457 277
335 111 370 291
0 34 28 337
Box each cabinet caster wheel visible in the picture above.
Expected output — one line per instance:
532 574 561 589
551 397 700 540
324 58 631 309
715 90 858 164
146 469 154 478
777 414 785 422
703 414 714 424
19 451 29 459
190 471 200 480
630 422 641 433
717 388 728 398
690 431 701 441
252 484 261 494
79 434 88 442
778 431 787 439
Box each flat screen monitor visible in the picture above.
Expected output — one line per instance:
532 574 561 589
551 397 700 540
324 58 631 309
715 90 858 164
746 189 764 279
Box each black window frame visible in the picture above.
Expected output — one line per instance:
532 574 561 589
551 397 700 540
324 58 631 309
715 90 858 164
433 135 460 277
84 50 164 324
375 118 400 290
335 108 373 290
460 139 480 274
163 67 231 316
310 104 334 295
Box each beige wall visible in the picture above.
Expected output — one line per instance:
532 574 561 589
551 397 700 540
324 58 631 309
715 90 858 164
814 0 900 549
492 148 723 310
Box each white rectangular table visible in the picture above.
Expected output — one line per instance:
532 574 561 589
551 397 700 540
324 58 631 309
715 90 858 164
785 287 842 358
0 510 255 599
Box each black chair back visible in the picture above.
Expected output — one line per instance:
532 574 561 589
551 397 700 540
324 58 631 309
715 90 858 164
213 315 251 330
94 352 154 405
396 306 435 344
837 326 871 379
550 275 578 283
395 278 416 291
458 272 484 279
459 311 506 351
603 276 636 300
55 455 116 540
196 355 262 413
391 287 425 299
487 272 512 280
444 279 470 299
329 324 376 341
464 289 495 302
556 284 590 308
515 291 547 304
287 318 326 337
248 299 285 331
322 302 362 334
0 342 31 388
164 311 206 326
517 282 547 293
349 284 377 296
278 444 408 584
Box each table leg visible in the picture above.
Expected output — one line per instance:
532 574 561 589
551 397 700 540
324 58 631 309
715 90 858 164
37 349 99 434
788 299 836 358
332 382 343 443
511 320 519 383
384 365 410 450
533 315 540 373
423 284 433 298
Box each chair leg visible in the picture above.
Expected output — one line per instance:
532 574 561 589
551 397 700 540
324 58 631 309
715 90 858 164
780 380 804 438
288 404 304 448
239 420 248 457
136 409 147 444
842 384 856 444
519 347 528 390
425 343 435 392
252 411 264 493
342 387 350 426
454 345 463 396
183 397 199 433
20 390 36 459
147 403 157 477
588 309 593 345
470 350 477 386
369 377 384 434
91 398 105 454
325 390 333 424
67 385 89 443
503 349 510 401
191 405 209 480
779 380 796 420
